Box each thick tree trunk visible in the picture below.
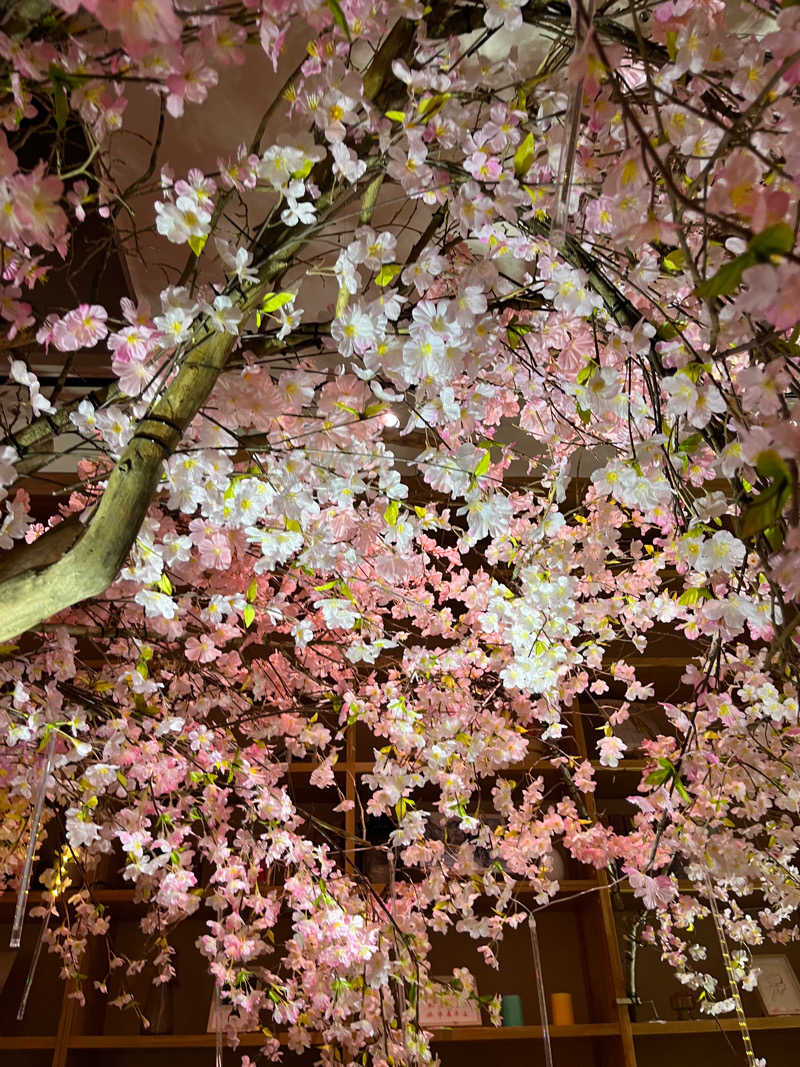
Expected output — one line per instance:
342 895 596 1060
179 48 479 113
0 322 247 642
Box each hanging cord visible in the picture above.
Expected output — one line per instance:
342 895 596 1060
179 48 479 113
704 873 756 1066
528 914 554 1067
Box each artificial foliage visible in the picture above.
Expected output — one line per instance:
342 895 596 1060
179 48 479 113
0 0 799 1061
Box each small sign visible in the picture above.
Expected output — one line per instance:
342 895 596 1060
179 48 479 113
418 977 482 1028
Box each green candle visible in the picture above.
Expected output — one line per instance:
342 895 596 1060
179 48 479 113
501 994 525 1027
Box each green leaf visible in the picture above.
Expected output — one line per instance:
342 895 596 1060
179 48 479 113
739 449 792 538
285 517 302 533
663 248 686 272
188 234 207 257
474 448 491 477
385 110 406 123
53 83 68 130
326 0 352 41
513 132 535 179
338 579 355 602
576 359 597 386
740 483 791 538
292 159 314 180
673 776 691 804
157 573 172 595
375 263 402 286
756 448 791 483
678 587 708 606
243 604 256 629
384 499 399 526
749 222 795 261
677 432 704 454
261 291 294 314
645 766 672 787
417 93 451 121
656 322 679 341
246 578 258 603
694 253 754 300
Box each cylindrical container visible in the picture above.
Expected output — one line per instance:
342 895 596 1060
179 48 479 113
551 992 575 1026
501 994 525 1027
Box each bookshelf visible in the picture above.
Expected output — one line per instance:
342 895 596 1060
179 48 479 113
2 685 799 1067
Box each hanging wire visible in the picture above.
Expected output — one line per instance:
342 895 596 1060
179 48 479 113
11 732 56 949
704 873 756 1066
528 914 554 1067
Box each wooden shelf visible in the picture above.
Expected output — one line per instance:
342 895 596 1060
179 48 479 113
632 1016 800 1035
431 1023 620 1041
0 1037 57 1050
66 1024 620 1049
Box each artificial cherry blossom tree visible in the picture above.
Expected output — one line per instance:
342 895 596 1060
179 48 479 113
1 0 800 1061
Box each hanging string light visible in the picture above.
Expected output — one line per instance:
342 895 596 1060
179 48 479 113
704 873 756 1067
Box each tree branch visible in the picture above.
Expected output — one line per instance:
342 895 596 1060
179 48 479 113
0 17 419 643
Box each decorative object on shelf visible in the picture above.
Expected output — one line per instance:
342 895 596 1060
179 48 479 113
670 993 697 1021
418 974 482 1028
10 731 56 949
755 956 800 1016
551 992 575 1026
141 978 175 1035
544 848 568 881
500 994 524 1027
